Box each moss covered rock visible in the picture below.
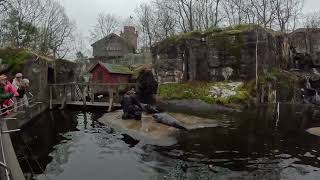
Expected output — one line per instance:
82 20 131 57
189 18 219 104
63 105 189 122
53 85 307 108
158 81 254 108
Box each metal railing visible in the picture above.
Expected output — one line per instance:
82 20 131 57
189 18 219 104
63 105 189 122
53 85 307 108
0 94 35 180
0 93 34 117
0 125 12 180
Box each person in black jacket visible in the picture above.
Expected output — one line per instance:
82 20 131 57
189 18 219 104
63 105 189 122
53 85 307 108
121 89 143 120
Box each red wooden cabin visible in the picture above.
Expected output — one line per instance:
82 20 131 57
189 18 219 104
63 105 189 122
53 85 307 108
89 62 133 83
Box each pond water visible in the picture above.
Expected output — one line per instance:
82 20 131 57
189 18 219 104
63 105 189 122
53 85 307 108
11 104 320 180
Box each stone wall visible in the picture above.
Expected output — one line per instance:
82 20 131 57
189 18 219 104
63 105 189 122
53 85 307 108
21 57 79 102
55 59 81 83
289 28 320 69
152 25 288 83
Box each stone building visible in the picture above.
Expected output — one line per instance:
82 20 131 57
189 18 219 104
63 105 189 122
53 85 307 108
0 49 81 102
91 26 138 61
120 26 138 50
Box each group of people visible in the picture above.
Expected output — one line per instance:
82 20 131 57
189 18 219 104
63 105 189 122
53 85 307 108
0 73 30 115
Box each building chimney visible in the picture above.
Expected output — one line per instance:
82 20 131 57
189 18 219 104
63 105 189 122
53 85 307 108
120 26 138 50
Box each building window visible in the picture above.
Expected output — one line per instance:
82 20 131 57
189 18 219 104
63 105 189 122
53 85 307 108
97 71 103 82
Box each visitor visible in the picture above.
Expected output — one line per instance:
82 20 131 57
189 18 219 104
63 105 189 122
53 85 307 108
17 79 31 109
0 75 14 115
12 73 23 90
121 88 143 120
12 73 23 111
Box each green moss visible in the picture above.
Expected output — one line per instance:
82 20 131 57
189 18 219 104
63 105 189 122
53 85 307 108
259 69 300 87
203 27 223 35
0 48 33 70
159 82 254 108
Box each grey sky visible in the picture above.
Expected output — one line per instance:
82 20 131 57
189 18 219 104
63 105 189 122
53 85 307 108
60 0 319 35
59 0 149 38
59 0 319 57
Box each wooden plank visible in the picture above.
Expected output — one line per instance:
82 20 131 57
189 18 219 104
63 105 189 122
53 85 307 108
65 101 121 107
70 84 74 101
82 86 86 108
49 86 53 110
60 85 67 109
108 87 114 112
48 83 136 86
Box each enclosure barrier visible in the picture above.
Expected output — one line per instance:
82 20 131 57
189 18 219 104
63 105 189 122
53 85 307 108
0 98 35 180
49 82 137 111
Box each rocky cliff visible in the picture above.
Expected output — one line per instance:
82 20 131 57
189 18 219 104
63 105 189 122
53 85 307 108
152 25 288 83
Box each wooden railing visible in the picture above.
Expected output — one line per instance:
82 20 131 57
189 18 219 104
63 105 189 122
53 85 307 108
48 82 136 111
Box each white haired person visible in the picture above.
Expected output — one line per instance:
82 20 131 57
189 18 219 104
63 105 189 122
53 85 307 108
12 73 23 111
12 73 23 90
17 79 31 109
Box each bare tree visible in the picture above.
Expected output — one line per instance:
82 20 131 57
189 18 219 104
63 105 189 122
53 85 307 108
136 3 155 48
304 11 320 28
153 0 176 40
0 0 46 47
193 0 221 30
0 0 76 59
250 0 276 28
89 13 119 43
223 0 251 25
34 0 75 58
0 0 10 13
272 0 304 32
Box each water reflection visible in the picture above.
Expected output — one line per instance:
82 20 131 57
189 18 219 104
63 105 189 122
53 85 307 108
11 104 320 180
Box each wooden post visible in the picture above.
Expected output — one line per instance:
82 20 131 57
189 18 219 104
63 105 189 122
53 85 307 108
90 85 94 103
49 85 53 110
115 85 120 102
60 85 67 109
255 28 259 104
108 86 114 112
82 86 87 108
70 84 74 102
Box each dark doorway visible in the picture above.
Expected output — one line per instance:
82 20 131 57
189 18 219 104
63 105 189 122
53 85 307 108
196 57 209 81
48 67 55 84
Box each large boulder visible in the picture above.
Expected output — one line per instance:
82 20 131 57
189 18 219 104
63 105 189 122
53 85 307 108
136 69 158 104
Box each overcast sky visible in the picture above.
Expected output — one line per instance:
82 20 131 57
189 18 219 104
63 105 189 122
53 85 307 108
58 0 320 57
59 0 319 35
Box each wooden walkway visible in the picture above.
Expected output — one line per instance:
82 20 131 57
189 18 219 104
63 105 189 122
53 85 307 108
49 82 135 111
52 101 121 107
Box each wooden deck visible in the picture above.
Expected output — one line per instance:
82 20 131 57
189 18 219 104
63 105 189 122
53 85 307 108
52 101 121 107
48 83 133 111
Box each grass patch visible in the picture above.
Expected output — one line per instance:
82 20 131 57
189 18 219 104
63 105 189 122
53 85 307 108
158 81 254 108
259 69 301 88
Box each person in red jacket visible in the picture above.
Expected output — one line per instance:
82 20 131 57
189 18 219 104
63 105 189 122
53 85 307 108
0 75 15 115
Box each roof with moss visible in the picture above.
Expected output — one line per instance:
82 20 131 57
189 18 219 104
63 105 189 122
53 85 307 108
0 48 58 71
89 62 133 75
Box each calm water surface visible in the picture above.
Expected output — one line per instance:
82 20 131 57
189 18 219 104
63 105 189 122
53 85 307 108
11 104 320 180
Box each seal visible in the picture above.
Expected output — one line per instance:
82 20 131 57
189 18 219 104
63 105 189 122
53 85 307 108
153 113 187 130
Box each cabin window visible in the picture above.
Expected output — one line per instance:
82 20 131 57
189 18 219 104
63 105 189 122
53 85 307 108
97 71 103 82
